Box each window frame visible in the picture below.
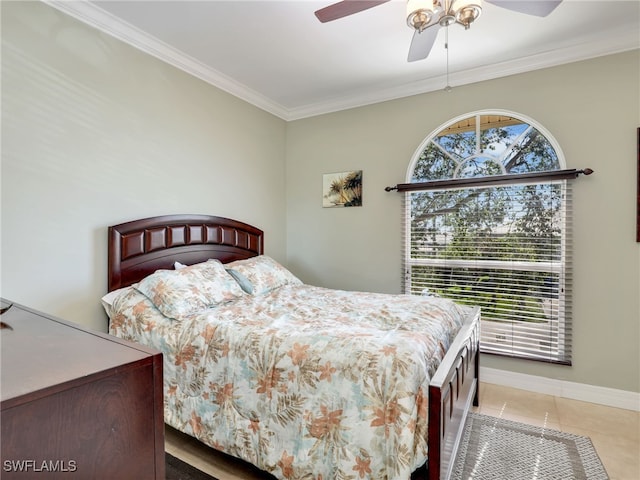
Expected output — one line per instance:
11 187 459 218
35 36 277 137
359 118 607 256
403 110 572 364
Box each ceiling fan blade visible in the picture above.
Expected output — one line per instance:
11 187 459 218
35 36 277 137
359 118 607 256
408 26 440 62
314 0 390 23
485 1 562 17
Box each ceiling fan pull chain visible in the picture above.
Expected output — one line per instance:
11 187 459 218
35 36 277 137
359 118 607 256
445 26 452 92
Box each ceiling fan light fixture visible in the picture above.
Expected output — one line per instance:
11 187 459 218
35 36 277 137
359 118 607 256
455 2 482 29
406 0 435 31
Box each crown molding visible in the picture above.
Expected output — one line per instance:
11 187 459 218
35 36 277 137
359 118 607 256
288 28 639 120
44 1 639 122
43 0 290 120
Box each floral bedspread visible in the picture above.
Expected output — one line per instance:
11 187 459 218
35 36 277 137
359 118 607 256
108 284 470 480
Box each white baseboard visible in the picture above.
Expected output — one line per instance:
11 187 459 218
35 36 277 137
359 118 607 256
480 367 640 412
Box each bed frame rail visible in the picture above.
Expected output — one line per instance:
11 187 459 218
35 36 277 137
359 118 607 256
427 306 480 480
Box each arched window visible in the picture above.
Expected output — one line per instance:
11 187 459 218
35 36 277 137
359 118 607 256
403 111 573 364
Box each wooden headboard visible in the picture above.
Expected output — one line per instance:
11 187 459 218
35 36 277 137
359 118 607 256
108 214 264 292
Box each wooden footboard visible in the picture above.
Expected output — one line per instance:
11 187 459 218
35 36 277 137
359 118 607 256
422 306 481 480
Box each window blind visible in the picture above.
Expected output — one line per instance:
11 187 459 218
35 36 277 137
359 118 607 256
402 180 572 364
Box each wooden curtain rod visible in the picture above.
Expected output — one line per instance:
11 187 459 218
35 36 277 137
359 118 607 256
385 168 594 192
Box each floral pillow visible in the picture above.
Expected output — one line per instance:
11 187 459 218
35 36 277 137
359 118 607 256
225 255 302 295
134 259 244 319
100 286 133 319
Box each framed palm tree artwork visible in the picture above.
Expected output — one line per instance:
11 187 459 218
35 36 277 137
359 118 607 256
323 170 363 208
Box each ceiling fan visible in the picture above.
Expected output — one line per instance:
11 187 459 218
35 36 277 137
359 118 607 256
314 0 563 62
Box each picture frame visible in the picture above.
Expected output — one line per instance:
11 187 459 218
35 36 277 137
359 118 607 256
323 170 363 208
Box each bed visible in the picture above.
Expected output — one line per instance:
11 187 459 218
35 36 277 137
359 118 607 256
105 214 480 480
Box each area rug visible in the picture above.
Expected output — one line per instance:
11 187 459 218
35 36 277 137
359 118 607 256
166 453 218 480
451 413 609 480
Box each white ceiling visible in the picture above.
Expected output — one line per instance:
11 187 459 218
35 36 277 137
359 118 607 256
46 0 639 120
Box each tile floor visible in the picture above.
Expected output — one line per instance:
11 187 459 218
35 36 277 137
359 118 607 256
165 382 640 479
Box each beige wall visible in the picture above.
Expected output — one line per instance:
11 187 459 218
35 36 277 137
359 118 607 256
286 51 640 393
2 2 638 394
1 1 287 331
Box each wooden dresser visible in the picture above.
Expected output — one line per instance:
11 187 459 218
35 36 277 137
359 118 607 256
0 299 165 479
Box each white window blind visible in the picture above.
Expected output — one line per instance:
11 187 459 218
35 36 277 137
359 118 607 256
403 180 572 364
395 112 593 364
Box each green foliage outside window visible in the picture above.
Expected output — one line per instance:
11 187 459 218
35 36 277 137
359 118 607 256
408 114 564 326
